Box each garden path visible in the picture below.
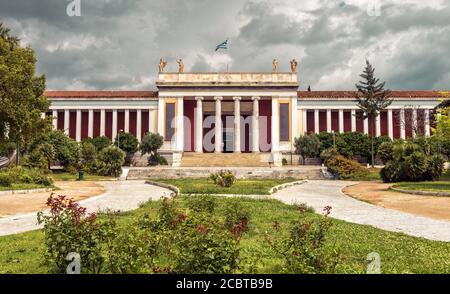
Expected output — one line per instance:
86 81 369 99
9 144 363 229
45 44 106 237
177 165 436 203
272 180 450 242
0 181 171 236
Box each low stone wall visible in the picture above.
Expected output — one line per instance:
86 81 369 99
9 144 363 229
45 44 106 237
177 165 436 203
127 167 324 180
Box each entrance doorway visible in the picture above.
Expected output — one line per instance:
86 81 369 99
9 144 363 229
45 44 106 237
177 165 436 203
202 114 252 153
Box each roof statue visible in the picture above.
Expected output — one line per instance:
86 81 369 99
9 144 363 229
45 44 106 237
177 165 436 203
158 58 167 73
272 59 278 73
290 59 298 73
176 59 184 73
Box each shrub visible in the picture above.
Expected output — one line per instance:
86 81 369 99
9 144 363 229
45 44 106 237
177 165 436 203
37 195 104 273
187 195 218 214
80 142 97 173
115 132 138 154
0 167 53 187
294 134 321 162
320 147 339 163
97 146 125 177
140 133 167 166
377 141 394 164
0 173 13 186
210 170 236 188
323 154 367 180
380 142 444 182
102 215 153 274
28 130 80 171
148 154 168 166
171 214 240 274
223 199 251 234
92 136 112 152
265 206 339 274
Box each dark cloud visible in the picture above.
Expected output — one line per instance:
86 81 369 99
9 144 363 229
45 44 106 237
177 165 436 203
0 0 449 90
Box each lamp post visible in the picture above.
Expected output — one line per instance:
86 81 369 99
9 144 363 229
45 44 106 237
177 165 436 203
332 130 336 149
117 129 123 149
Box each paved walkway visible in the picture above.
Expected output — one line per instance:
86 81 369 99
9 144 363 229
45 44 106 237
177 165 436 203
272 180 450 242
0 181 171 236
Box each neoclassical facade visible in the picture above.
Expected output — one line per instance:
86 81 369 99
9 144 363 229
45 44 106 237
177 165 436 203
45 71 445 166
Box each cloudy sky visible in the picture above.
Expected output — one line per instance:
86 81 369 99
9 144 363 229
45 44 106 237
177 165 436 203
1 0 449 91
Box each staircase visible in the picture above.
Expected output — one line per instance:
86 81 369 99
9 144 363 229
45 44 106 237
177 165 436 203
0 150 15 168
181 152 272 167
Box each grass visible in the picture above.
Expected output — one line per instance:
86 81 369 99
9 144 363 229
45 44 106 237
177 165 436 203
51 172 114 182
153 178 295 195
392 182 450 193
0 196 449 274
0 183 51 192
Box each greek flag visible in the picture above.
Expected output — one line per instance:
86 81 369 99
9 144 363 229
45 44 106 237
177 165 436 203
215 39 229 52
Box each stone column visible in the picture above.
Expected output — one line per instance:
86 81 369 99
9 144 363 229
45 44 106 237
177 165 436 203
157 98 164 136
149 110 156 134
176 96 184 152
136 109 142 141
64 110 70 136
339 109 344 133
387 109 393 139
76 110 82 142
314 109 319 134
326 109 332 133
88 110 94 138
351 109 356 132
291 97 298 147
214 97 223 153
252 96 260 153
412 109 418 138
195 97 204 153
302 109 308 135
363 117 369 135
100 110 106 136
271 97 281 166
112 110 118 142
233 97 241 153
124 109 130 133
52 110 58 130
375 114 381 137
425 109 431 137
400 109 406 139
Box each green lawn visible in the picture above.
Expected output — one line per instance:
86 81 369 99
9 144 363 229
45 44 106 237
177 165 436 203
392 182 450 193
0 183 51 192
51 172 114 182
153 178 295 195
0 196 449 274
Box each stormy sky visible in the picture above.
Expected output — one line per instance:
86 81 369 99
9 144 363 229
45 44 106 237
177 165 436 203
1 0 449 91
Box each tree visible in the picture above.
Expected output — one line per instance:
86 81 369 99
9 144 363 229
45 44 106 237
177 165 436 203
0 23 51 165
114 132 138 154
355 60 392 167
140 133 167 166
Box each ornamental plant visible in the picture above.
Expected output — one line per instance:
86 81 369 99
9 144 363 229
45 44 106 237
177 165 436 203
210 170 236 188
265 206 340 274
37 194 104 273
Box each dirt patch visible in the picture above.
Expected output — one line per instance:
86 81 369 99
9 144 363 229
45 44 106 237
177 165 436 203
343 182 450 221
0 181 105 217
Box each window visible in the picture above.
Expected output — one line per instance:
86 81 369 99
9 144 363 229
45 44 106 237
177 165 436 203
279 102 290 141
165 102 176 141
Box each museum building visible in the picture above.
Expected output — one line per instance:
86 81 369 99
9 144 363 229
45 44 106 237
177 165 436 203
44 69 445 166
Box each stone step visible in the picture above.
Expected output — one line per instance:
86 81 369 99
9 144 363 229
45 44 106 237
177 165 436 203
181 153 272 167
